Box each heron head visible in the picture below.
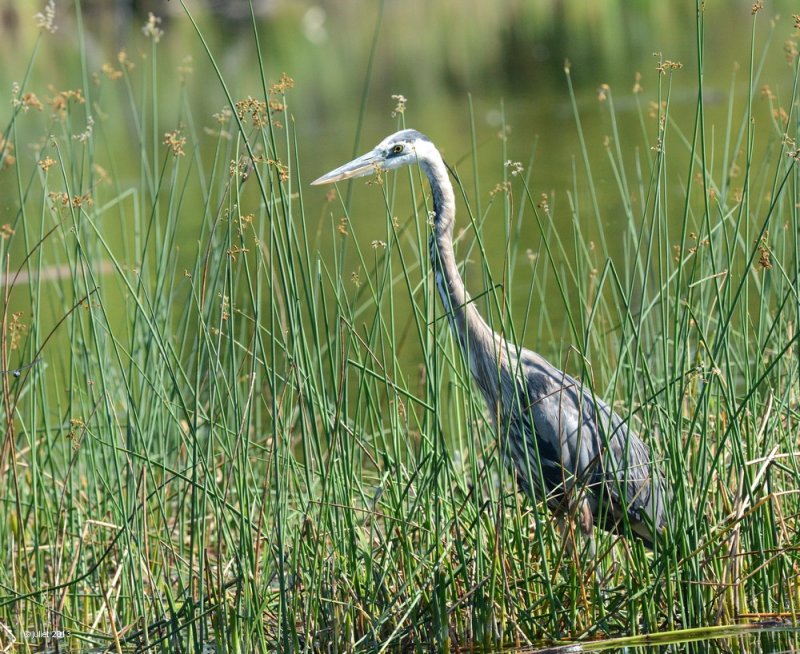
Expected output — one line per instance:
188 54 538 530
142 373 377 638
311 129 432 185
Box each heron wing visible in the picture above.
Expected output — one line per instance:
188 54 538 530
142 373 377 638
512 348 666 536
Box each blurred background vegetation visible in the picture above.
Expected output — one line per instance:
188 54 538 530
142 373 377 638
2 2 797 275
2 0 798 356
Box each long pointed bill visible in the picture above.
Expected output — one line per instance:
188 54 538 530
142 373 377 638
311 150 383 185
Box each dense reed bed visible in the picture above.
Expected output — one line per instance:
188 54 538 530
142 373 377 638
1 2 799 652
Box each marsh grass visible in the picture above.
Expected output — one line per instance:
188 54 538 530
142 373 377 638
1 1 800 652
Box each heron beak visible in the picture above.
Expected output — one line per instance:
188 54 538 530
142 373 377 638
311 149 383 185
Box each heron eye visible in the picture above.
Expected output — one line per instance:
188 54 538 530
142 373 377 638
391 144 404 154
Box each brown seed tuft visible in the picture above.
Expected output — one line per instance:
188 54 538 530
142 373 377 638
142 12 164 43
39 157 56 172
269 73 295 95
632 72 643 94
163 129 186 157
102 63 123 80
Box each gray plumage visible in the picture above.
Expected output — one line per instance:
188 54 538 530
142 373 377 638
312 129 668 547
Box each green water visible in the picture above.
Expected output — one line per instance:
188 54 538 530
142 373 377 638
2 1 797 366
2 0 797 327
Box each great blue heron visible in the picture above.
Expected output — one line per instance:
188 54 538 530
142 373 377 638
312 129 668 547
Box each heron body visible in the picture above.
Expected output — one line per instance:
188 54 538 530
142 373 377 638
312 129 668 547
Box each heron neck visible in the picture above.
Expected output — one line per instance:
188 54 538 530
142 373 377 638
421 156 496 385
